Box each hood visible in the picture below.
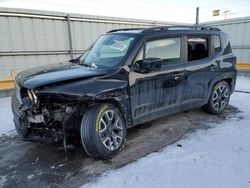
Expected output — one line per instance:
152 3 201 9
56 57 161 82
16 62 108 89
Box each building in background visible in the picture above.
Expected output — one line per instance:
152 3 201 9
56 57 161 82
0 8 183 77
203 17 250 67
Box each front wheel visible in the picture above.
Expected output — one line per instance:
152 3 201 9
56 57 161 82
204 81 231 114
80 103 127 159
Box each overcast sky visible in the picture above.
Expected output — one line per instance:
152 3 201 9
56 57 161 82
0 0 249 23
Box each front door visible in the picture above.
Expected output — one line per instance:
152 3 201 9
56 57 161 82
129 36 186 125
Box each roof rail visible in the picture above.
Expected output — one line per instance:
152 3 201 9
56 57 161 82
106 26 221 34
142 25 221 33
107 28 145 33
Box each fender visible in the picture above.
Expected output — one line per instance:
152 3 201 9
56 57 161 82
38 78 133 126
206 71 237 101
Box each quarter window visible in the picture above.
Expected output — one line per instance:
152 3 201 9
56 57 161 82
213 35 222 53
145 38 181 66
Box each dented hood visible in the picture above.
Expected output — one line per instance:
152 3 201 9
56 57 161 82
16 62 107 89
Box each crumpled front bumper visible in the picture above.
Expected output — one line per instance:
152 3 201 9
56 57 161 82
11 94 66 143
11 95 29 137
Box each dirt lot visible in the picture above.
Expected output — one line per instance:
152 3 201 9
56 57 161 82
0 106 239 188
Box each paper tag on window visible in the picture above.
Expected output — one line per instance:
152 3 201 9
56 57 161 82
111 43 127 51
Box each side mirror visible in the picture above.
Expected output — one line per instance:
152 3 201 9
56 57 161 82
69 58 80 63
135 57 162 73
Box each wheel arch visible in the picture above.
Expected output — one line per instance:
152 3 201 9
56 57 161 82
207 71 236 101
86 94 132 128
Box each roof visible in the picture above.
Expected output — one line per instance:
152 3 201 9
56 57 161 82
107 26 222 35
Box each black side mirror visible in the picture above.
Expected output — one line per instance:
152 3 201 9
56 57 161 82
135 57 162 73
69 58 80 63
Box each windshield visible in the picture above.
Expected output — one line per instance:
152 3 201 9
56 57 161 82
79 34 135 69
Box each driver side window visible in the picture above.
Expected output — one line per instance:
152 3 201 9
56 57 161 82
145 37 181 66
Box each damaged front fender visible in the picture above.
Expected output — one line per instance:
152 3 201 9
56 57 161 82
37 78 132 126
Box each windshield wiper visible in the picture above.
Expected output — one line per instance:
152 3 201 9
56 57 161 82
69 58 96 68
80 63 96 68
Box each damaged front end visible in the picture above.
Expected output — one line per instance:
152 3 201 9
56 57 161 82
11 82 83 144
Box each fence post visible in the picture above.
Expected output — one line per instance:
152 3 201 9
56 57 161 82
195 7 199 26
66 14 73 59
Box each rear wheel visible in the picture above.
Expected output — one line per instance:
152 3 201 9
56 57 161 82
80 103 126 159
204 81 230 114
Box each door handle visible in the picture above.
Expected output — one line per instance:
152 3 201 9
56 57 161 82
172 72 184 80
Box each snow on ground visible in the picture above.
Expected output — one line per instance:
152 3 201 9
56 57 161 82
0 176 7 188
0 97 15 136
82 76 250 188
235 76 250 91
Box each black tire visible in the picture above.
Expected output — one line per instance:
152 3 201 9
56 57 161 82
204 81 231 114
81 103 127 159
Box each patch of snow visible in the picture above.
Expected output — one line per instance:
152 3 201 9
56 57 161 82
0 176 7 188
50 165 56 169
7 164 18 170
0 97 16 136
58 163 66 168
81 76 250 188
235 76 250 91
27 174 35 180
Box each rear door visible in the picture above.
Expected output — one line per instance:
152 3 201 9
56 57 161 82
129 35 186 125
181 34 222 110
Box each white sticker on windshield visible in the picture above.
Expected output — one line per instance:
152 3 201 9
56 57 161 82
111 43 127 51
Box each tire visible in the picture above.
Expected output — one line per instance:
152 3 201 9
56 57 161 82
80 103 127 159
204 81 231 114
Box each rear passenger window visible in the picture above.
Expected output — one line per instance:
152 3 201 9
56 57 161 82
213 35 222 53
145 37 181 66
188 37 209 61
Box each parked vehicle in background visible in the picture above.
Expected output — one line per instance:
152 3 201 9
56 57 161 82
12 26 237 159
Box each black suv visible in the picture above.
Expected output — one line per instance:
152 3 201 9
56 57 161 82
12 26 237 159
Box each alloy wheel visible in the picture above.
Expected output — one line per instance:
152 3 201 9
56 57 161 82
98 110 124 151
212 84 229 111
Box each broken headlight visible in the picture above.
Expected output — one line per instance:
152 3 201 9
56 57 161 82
27 89 38 104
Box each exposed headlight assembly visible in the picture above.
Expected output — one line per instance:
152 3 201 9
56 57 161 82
27 89 38 104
